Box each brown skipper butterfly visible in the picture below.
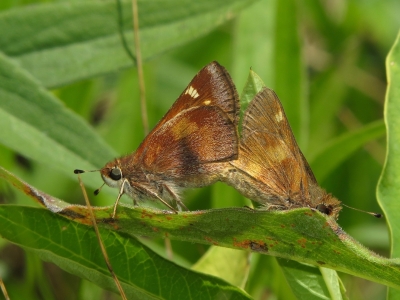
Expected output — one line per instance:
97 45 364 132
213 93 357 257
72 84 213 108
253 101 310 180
76 61 240 217
225 87 342 218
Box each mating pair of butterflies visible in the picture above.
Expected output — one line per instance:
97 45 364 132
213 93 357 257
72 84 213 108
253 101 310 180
77 62 341 219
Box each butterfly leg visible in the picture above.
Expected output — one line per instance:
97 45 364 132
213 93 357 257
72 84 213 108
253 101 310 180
129 181 178 213
112 179 127 218
153 192 179 213
163 184 189 211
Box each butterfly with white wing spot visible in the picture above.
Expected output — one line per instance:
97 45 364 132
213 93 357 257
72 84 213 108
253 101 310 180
75 61 240 218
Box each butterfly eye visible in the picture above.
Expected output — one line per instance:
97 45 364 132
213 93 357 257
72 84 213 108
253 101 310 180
110 168 122 181
316 204 330 215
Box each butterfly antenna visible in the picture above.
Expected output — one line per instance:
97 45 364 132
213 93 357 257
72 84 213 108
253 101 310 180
74 170 105 196
94 183 106 196
342 203 382 218
74 169 100 174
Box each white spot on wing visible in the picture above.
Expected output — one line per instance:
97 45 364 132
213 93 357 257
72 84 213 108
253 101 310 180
203 100 211 105
275 111 283 122
185 86 200 99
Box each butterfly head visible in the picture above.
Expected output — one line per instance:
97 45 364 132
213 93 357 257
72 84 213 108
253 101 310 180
315 203 333 215
314 195 342 219
100 160 125 189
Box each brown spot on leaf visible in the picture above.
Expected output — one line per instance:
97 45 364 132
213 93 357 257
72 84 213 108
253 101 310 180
100 218 120 232
233 238 250 249
109 222 120 230
249 241 268 253
233 238 268 252
24 185 43 204
59 209 86 220
204 236 219 245
297 238 307 248
141 210 153 219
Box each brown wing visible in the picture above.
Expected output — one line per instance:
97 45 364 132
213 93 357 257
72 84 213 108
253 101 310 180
131 61 239 178
152 61 240 132
235 87 316 200
133 105 238 179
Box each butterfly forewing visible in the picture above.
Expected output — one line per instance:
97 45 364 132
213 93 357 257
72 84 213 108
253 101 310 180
237 133 304 196
133 61 240 166
227 87 341 217
136 106 238 182
242 88 317 185
152 61 239 132
228 88 314 208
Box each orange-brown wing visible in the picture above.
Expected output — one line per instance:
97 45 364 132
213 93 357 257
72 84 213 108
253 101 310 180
236 87 316 198
134 105 238 179
151 61 240 132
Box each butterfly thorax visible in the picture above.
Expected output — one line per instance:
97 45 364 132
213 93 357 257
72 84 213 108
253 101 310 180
100 157 178 204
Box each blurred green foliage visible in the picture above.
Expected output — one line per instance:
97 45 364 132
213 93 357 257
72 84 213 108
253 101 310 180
0 0 399 299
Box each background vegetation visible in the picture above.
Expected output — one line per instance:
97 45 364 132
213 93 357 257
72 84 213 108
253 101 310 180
0 0 399 299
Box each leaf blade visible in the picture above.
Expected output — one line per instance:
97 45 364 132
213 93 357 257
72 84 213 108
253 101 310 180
0 0 257 88
0 52 116 188
0 205 251 299
310 120 386 182
272 0 307 148
377 29 400 300
2 166 400 291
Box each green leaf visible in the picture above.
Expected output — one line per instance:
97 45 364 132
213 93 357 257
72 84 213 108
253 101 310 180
1 166 400 291
192 246 250 288
238 69 265 133
272 0 307 148
278 260 340 300
246 255 297 299
240 70 265 106
377 30 400 300
308 68 348 152
0 0 257 88
0 52 116 189
319 267 346 300
309 120 386 182
231 0 276 92
0 205 251 299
